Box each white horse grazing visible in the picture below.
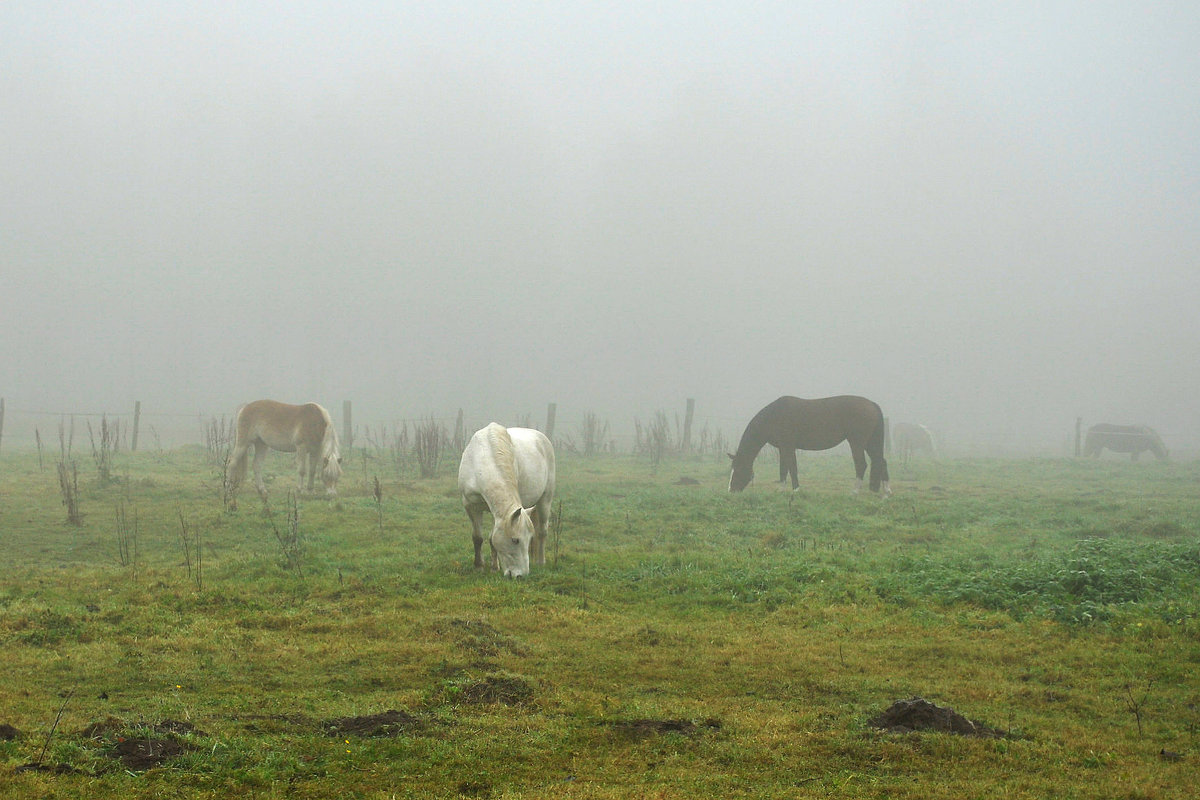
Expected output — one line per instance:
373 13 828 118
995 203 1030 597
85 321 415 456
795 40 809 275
892 422 936 465
458 423 556 578
228 400 343 506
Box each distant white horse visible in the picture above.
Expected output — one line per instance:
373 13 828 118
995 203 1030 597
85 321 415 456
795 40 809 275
892 422 936 465
458 423 556 578
228 400 343 507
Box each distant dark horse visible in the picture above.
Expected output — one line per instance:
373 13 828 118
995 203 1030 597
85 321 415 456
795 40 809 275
1083 424 1168 462
729 396 890 495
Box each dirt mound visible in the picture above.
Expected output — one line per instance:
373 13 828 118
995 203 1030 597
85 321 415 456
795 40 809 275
459 674 534 705
323 710 422 738
111 737 191 770
0 723 19 740
603 717 722 739
868 697 1006 738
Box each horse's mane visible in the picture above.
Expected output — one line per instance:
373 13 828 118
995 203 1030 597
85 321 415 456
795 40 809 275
485 424 519 488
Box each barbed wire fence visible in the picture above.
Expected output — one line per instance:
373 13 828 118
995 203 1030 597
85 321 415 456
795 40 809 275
0 397 1191 461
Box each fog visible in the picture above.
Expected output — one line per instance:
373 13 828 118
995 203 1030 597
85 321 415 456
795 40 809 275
3 2 1198 454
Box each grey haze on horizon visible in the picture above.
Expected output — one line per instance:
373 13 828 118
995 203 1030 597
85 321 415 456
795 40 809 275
2 1 1198 453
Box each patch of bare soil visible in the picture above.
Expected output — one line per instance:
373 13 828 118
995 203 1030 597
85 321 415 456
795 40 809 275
0 723 19 740
868 697 1007 738
459 674 535 706
602 717 723 740
78 717 203 770
111 737 192 770
323 710 423 738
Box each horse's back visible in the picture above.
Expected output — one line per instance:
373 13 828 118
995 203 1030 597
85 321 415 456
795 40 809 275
508 427 556 506
766 395 882 450
459 424 554 509
236 399 330 450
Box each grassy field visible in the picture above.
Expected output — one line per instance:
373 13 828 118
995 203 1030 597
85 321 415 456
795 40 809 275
1 443 1198 798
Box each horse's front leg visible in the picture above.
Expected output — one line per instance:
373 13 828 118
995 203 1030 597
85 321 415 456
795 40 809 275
466 503 487 569
530 503 549 566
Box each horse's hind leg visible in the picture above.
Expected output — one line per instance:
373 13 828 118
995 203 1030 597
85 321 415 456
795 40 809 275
295 451 307 492
779 448 799 490
850 444 868 493
227 442 249 508
252 442 269 498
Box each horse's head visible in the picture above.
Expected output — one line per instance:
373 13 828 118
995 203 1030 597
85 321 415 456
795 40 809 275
728 453 753 492
321 454 343 496
490 506 534 578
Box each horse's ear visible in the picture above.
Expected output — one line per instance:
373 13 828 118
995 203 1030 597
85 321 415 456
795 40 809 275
510 508 522 523
727 452 736 461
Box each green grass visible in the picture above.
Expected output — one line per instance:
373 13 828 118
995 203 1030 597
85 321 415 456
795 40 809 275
1 446 1198 798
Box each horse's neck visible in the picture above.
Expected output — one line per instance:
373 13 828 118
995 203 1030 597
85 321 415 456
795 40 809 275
734 420 768 465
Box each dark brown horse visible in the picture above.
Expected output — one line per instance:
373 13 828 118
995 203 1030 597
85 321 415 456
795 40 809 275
1083 423 1168 462
729 395 890 494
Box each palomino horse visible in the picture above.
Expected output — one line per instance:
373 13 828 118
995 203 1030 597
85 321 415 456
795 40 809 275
729 395 890 495
228 400 343 506
1083 423 1168 462
458 423 556 578
892 422 936 465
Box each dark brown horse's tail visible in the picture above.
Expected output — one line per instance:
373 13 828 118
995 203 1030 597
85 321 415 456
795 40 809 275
867 407 889 492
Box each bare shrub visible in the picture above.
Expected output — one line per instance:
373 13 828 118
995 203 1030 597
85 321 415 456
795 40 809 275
413 417 445 479
178 509 202 591
87 416 118 485
57 419 81 524
581 412 610 456
115 502 138 581
635 411 676 466
57 460 81 525
203 416 233 465
269 491 303 579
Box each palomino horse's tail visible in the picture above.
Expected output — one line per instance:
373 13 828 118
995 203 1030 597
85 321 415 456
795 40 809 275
319 407 343 487
867 408 888 492
227 404 251 490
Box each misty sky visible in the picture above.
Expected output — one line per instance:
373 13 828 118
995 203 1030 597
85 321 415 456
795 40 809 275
2 2 1198 452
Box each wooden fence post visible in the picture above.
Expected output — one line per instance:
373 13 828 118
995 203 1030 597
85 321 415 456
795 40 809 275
545 403 557 439
883 416 891 455
343 400 353 452
131 401 141 451
681 398 695 453
454 408 465 451
1075 417 1082 457
0 397 5 455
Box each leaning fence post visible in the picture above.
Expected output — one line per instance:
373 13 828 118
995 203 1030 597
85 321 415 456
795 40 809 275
343 400 353 452
545 403 557 439
1075 417 1082 457
0 397 5 456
